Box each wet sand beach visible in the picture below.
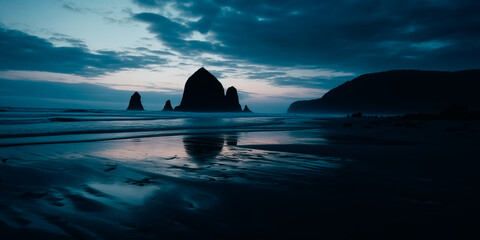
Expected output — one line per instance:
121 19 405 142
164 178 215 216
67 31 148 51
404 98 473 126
0 112 479 239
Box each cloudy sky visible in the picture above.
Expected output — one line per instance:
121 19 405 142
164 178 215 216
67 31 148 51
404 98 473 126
0 0 479 112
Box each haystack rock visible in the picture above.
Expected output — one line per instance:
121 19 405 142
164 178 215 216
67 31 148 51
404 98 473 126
225 87 242 112
162 100 173 111
243 105 252 113
126 92 144 110
174 67 245 112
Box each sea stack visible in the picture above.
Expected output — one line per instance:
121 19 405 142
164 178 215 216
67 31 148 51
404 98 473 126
174 67 245 112
225 87 242 112
126 92 144 110
162 100 173 111
243 105 252 113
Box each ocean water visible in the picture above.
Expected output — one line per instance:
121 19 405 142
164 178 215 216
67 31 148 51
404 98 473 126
0 107 349 239
1 107 479 239
0 107 322 147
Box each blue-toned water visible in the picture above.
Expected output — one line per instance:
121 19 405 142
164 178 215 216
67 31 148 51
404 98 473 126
0 107 478 239
0 107 321 146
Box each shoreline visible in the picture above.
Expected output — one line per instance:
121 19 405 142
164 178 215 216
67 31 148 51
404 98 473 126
0 117 479 239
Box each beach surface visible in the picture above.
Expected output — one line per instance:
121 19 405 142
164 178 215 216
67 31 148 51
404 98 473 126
0 108 479 239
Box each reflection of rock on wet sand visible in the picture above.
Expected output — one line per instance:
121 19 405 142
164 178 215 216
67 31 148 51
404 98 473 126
183 133 239 161
183 135 224 161
224 132 238 146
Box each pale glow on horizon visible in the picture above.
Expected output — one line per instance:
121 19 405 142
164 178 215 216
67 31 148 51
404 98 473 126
0 0 353 112
0 68 327 98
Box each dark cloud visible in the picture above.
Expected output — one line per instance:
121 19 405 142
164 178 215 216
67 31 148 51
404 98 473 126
247 71 287 80
48 34 88 48
62 3 131 25
199 58 241 68
135 12 217 54
246 71 352 89
134 47 176 56
132 0 480 73
0 27 168 76
62 2 86 13
270 76 354 89
62 2 114 15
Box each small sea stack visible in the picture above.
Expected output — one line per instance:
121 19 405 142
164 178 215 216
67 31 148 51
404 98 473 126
243 105 252 113
225 87 242 112
162 100 173 111
126 92 144 110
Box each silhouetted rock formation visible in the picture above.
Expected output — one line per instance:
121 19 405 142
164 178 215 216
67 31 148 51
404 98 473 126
126 92 144 110
225 87 242 112
288 70 480 114
162 100 173 111
174 67 245 112
243 105 252 113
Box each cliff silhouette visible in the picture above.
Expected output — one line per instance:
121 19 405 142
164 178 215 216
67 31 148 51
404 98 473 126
174 67 243 112
288 70 480 114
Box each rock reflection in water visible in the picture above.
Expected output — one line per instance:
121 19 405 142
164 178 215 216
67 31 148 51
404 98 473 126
183 135 224 161
225 132 239 146
183 133 239 161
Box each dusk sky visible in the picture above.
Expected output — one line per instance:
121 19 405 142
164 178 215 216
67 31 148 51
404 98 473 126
1 0 479 112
